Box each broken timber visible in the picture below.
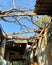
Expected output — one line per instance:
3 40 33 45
0 27 6 65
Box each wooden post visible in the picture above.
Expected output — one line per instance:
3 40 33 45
6 51 10 65
0 39 6 65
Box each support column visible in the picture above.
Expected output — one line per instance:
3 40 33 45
6 51 10 65
0 39 6 65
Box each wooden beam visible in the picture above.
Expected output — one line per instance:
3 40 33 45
3 29 42 40
7 29 42 35
14 40 28 43
0 13 36 17
4 34 40 40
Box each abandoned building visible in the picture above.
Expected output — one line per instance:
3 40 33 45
0 0 52 65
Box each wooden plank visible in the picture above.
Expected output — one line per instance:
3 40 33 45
14 40 28 43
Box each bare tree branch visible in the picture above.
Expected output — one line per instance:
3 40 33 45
0 8 36 30
1 17 16 22
13 16 30 29
30 16 35 25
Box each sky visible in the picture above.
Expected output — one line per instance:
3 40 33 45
0 0 37 36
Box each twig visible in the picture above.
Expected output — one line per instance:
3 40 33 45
13 16 29 29
1 17 16 22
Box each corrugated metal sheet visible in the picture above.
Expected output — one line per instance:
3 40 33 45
34 0 52 15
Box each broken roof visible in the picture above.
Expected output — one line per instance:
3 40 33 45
34 0 52 15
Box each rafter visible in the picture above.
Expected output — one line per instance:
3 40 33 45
0 12 36 17
7 29 42 35
4 34 40 40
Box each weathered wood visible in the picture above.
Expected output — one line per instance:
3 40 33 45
35 27 48 65
0 12 36 17
46 21 52 65
14 40 28 43
0 39 6 65
7 29 42 35
34 0 52 15
4 34 40 40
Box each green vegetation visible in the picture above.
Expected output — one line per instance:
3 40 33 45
13 61 26 65
34 15 51 28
